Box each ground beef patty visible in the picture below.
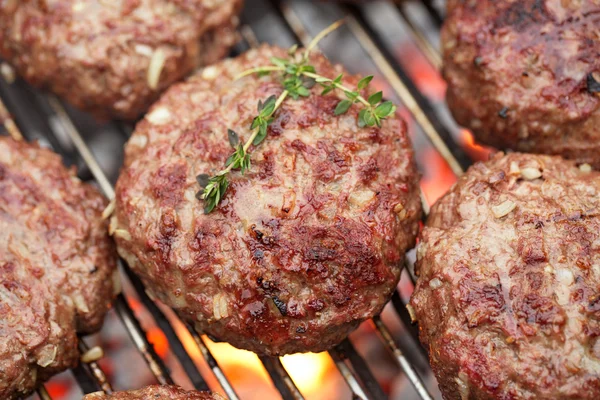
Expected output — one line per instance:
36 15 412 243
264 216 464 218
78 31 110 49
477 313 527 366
0 137 118 400
84 385 224 400
411 152 600 399
0 0 242 120
443 0 600 167
112 45 422 355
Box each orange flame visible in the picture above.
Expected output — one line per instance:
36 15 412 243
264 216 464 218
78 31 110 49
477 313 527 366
459 129 492 162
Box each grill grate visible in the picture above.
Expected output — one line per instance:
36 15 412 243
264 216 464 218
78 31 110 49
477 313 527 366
0 1 475 399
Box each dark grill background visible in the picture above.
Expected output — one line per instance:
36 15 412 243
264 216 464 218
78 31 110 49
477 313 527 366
0 1 492 399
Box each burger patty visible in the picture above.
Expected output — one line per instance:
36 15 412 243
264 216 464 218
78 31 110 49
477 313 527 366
411 152 600 399
112 45 422 355
0 0 242 120
83 385 224 400
443 0 600 167
0 137 118 400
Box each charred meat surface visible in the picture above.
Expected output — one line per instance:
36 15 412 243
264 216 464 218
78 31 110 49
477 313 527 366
0 137 118 399
411 152 600 399
0 0 242 120
84 385 224 399
443 0 600 167
112 45 422 355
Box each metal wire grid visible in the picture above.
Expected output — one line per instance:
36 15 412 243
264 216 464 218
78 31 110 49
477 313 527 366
0 1 471 399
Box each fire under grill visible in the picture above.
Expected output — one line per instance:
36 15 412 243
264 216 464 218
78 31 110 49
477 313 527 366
0 1 484 399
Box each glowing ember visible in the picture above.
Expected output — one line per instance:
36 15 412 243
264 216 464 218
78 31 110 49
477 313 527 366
420 147 457 204
281 352 334 395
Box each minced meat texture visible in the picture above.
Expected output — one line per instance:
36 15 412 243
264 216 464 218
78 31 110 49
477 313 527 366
0 137 118 400
411 152 600 399
112 45 422 355
443 0 600 167
0 0 242 120
84 385 224 400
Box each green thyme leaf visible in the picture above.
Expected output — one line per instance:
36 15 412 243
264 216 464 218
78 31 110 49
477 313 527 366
335 99 352 115
288 44 298 56
251 116 262 130
321 84 334 95
358 75 373 90
271 57 289 68
358 108 368 128
260 95 277 117
344 90 359 101
253 123 268 145
228 129 239 148
363 109 376 127
257 70 271 77
315 77 331 83
196 174 209 188
375 101 395 118
296 85 310 97
368 91 383 105
333 74 343 84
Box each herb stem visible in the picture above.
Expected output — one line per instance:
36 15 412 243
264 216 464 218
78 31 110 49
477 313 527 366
235 66 285 81
301 71 371 107
303 19 345 61
244 90 289 153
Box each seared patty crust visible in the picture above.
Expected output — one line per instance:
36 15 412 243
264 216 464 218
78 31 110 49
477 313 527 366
0 0 242 120
411 152 600 399
0 137 118 399
112 45 422 355
84 385 224 400
443 0 600 167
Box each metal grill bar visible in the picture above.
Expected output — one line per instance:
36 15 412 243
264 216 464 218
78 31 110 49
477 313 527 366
187 329 239 400
259 357 305 400
121 267 210 391
36 387 52 400
372 317 433 400
395 4 442 69
114 294 174 385
332 341 387 400
77 341 113 394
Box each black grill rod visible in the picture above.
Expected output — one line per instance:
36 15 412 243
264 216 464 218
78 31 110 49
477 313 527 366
43 95 241 395
36 387 52 400
395 3 442 69
0 77 76 166
72 363 103 395
420 0 445 27
114 294 174 385
121 266 210 391
259 357 305 400
332 340 387 400
186 327 239 400
77 340 114 394
372 317 432 400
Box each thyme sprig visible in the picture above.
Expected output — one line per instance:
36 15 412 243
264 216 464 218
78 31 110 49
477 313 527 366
197 91 288 213
198 20 396 213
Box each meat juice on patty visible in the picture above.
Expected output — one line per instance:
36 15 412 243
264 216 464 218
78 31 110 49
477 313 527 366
111 44 422 355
